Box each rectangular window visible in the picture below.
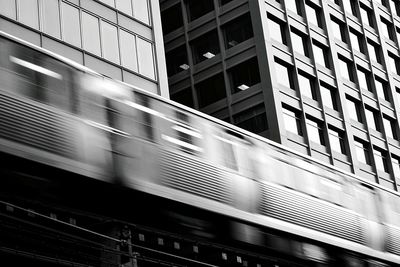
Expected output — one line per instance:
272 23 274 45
388 53 399 75
313 42 329 68
186 0 213 22
331 17 345 42
42 0 61 38
191 30 219 64
102 22 120 64
268 16 285 44
383 116 396 139
137 38 155 80
285 0 301 15
229 57 260 93
283 106 302 135
320 84 336 110
234 105 268 134
375 78 388 101
291 29 307 56
349 29 362 52
82 12 101 55
305 3 321 28
223 14 253 48
391 0 399 16
298 73 314 99
275 60 293 89
343 0 355 15
19 0 39 29
338 57 353 81
328 127 345 154
355 139 370 165
62 3 81 47
196 74 226 108
166 45 188 76
120 30 138 71
381 18 393 40
365 107 379 131
392 155 400 178
306 117 325 145
357 68 370 91
116 0 132 15
346 97 361 122
133 0 150 24
360 5 374 28
374 148 388 172
0 0 16 19
367 40 380 63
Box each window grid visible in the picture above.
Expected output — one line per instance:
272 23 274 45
0 0 157 80
160 0 400 190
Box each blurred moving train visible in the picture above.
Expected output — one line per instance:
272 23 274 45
0 31 400 266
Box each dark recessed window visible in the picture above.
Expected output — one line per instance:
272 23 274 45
166 45 188 76
161 4 183 34
228 57 260 93
186 0 214 22
196 74 226 108
223 14 253 48
191 30 220 64
234 105 268 134
171 88 194 108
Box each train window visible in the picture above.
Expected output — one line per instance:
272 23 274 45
1 39 72 111
319 178 343 205
79 75 108 125
216 132 253 176
355 185 379 221
219 135 238 170
294 167 319 197
134 92 154 141
168 111 203 154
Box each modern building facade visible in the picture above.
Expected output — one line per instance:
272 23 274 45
161 0 400 192
0 0 169 97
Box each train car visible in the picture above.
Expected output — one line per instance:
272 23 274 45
0 31 399 266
